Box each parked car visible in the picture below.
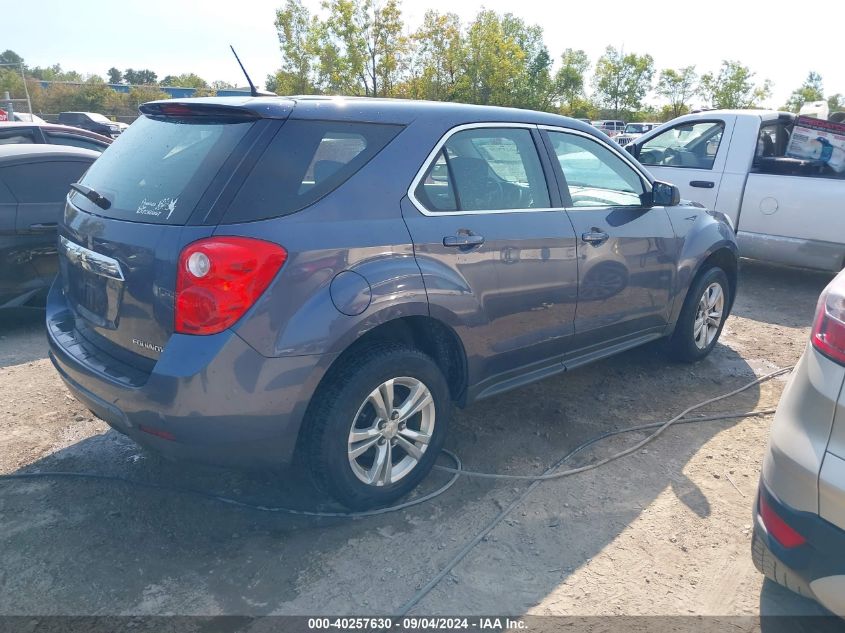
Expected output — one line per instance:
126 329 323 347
592 120 626 137
614 121 660 146
10 112 48 124
57 112 122 138
753 269 845 616
0 145 98 308
0 122 111 152
47 97 737 509
626 110 845 272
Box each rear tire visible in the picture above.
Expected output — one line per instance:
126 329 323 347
668 266 730 362
302 343 451 510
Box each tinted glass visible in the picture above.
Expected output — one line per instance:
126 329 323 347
74 115 253 224
548 132 644 207
416 127 549 212
0 130 37 144
3 160 92 203
414 149 457 212
223 120 403 223
639 121 724 169
44 132 107 152
0 174 15 203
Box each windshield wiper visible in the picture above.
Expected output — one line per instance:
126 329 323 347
70 183 111 210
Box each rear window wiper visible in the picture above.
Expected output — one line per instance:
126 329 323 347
70 183 112 210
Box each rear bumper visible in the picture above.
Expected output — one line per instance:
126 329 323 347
47 281 332 467
753 484 845 615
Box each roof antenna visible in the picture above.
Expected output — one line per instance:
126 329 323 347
230 45 258 97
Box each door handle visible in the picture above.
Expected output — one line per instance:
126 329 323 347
689 180 715 189
443 233 485 248
28 222 58 232
581 230 609 246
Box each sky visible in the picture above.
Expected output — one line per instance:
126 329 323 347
4 0 842 109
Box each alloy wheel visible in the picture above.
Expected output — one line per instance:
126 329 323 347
693 282 724 349
347 377 436 486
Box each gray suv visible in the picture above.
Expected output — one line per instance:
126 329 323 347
47 97 738 508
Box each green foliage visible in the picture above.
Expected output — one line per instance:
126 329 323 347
593 46 654 118
656 66 697 118
403 10 462 101
699 60 771 109
554 49 589 111
829 94 845 113
107 67 123 84
273 0 318 94
123 68 158 85
0 50 23 66
160 73 208 89
785 71 824 112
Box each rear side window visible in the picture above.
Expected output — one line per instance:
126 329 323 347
414 127 550 212
222 120 403 223
74 115 253 224
3 161 92 203
0 130 37 144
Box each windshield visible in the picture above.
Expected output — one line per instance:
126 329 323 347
74 115 253 224
625 124 645 134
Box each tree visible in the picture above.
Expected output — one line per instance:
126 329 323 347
699 60 771 109
829 94 845 113
159 73 208 89
107 67 123 84
0 50 24 66
656 66 697 118
211 80 234 90
273 0 319 94
319 0 408 97
554 48 589 112
404 11 463 101
593 46 654 118
785 71 824 112
123 68 158 85
501 14 553 111
454 10 527 106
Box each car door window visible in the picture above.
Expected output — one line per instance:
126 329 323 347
414 127 550 212
4 161 91 203
0 129 37 144
639 121 724 169
547 131 645 207
44 132 106 152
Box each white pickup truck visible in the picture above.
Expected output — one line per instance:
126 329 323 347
626 110 845 272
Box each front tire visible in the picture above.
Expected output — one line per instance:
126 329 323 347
668 266 730 362
302 344 451 510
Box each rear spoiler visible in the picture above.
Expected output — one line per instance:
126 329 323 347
139 98 295 121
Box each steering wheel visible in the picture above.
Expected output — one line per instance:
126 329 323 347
663 147 682 166
482 177 504 208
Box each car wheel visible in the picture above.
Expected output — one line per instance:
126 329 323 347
302 344 451 510
668 266 730 362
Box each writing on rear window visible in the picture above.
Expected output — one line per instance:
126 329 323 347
137 197 178 219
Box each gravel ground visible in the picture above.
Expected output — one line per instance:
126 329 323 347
0 261 839 626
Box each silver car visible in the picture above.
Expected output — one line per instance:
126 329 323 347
754 269 845 615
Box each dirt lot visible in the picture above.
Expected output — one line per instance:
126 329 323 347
0 261 839 624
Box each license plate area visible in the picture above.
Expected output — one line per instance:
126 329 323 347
60 237 125 329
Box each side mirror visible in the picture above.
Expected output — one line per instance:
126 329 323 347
651 180 681 207
625 143 638 157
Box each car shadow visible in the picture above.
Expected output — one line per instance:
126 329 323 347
758 578 841 632
732 260 835 329
0 338 773 616
0 307 48 367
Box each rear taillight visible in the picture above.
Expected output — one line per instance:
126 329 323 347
175 237 287 335
811 272 845 366
759 492 806 549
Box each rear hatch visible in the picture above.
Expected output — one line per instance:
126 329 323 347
59 101 291 369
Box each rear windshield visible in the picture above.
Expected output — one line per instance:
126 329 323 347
221 120 403 223
73 115 253 224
